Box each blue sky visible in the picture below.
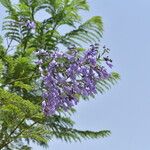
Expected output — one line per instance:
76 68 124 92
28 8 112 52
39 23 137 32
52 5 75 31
1 0 150 150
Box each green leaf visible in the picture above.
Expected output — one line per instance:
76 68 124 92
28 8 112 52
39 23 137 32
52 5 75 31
14 81 33 91
60 16 103 47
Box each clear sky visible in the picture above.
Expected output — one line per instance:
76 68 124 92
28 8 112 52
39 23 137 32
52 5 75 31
1 0 150 150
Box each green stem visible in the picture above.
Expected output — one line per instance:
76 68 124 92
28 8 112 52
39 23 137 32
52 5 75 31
6 37 13 54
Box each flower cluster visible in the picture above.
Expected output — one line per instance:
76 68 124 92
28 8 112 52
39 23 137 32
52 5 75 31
25 20 36 29
36 45 113 116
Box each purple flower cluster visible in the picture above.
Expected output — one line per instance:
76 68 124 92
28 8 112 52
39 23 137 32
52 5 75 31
26 20 36 29
36 45 113 116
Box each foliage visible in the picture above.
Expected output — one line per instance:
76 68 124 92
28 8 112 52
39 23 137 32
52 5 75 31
0 0 120 149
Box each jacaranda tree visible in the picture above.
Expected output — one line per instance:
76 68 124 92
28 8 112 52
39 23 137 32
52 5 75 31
0 0 120 149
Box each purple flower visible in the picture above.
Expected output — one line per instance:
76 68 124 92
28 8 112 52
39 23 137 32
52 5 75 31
100 67 110 79
64 53 75 62
85 49 97 57
106 61 113 68
79 66 88 76
104 56 113 68
37 45 113 116
35 59 43 65
87 56 97 66
26 20 36 29
51 51 63 58
42 101 56 116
